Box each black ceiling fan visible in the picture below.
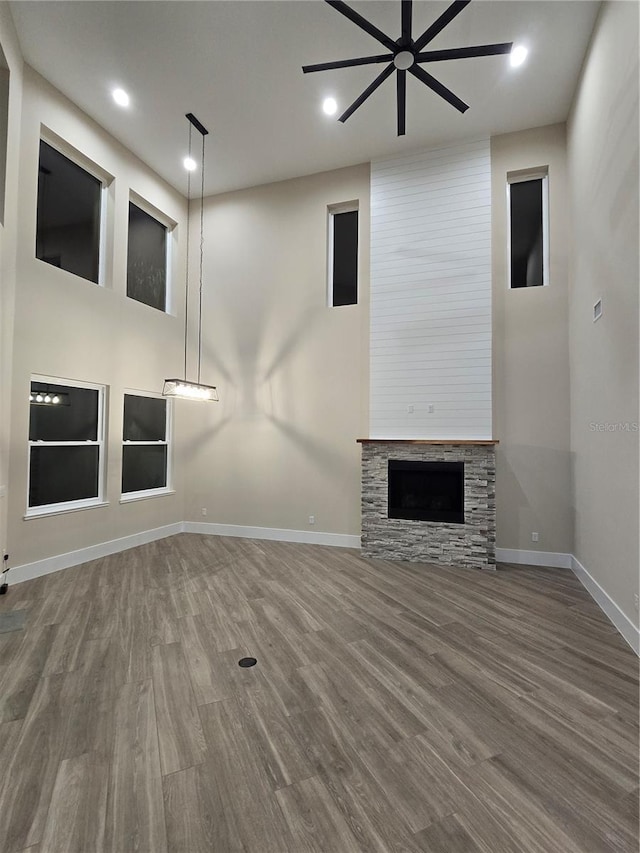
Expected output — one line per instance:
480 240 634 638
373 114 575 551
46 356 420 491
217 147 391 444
302 0 513 135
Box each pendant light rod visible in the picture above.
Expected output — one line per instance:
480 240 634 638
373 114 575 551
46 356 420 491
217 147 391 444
163 112 218 402
184 122 192 382
186 112 209 136
198 129 205 384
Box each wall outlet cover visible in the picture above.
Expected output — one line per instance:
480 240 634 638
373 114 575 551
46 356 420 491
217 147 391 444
593 298 603 322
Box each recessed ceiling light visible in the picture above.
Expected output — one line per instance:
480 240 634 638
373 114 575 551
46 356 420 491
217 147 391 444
322 97 338 116
112 88 130 107
183 157 197 171
510 45 528 68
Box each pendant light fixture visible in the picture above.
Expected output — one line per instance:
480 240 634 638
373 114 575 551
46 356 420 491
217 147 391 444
163 112 219 403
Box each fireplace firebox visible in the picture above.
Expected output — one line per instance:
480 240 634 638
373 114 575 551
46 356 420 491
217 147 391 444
388 460 464 524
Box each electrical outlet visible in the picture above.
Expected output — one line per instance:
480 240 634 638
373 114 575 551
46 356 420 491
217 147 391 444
428 404 435 413
593 298 603 322
201 507 207 517
407 404 414 414
531 532 539 542
634 594 639 612
308 515 315 525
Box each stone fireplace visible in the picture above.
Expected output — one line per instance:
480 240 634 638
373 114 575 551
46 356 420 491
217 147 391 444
358 440 497 570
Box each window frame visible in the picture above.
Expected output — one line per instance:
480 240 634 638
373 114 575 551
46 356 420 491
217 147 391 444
0 44 10 226
36 129 111 287
120 390 173 503
506 168 549 289
126 191 176 314
327 200 359 307
25 375 107 518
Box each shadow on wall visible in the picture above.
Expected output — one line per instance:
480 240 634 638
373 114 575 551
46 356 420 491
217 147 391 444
267 414 353 482
180 414 232 465
198 305 321 423
496 444 573 550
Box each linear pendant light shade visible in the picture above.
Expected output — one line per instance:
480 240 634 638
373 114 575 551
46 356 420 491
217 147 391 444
163 379 218 402
164 112 218 403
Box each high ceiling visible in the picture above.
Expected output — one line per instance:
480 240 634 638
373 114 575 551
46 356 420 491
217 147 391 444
9 1 601 197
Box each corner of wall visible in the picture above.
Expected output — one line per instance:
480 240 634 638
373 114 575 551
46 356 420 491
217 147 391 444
566 0 640 632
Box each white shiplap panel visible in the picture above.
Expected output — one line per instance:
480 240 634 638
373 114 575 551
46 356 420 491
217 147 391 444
370 138 492 439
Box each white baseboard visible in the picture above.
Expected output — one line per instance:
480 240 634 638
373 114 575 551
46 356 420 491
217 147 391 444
8 525 638 656
571 555 639 655
495 548 638 654
8 521 358 587
9 522 184 586
495 547 573 569
183 521 360 549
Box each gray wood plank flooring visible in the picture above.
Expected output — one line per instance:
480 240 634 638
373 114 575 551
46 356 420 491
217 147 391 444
0 532 637 852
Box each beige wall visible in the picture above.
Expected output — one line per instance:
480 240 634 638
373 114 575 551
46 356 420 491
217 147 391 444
183 165 370 537
7 67 188 566
491 124 572 553
0 6 23 563
567 1 639 626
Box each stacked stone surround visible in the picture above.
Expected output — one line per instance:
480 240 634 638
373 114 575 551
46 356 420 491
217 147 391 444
359 440 497 570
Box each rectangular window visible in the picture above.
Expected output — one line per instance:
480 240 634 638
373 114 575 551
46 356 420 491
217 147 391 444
27 378 105 515
507 170 549 288
122 393 170 498
36 140 103 284
328 205 358 306
0 45 9 226
127 202 168 311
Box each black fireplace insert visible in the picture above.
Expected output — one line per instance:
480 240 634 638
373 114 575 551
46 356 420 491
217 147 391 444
388 460 464 524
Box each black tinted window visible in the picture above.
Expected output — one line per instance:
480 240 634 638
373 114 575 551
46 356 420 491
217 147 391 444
29 383 98 442
122 445 167 493
510 179 544 288
29 445 99 507
127 203 167 311
123 395 166 441
36 141 101 283
332 210 358 306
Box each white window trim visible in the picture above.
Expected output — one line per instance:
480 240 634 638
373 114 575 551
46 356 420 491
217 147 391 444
128 191 177 314
121 390 172 501
26 376 107 518
506 169 549 289
120 489 175 505
24 500 109 521
38 126 114 288
327 201 359 307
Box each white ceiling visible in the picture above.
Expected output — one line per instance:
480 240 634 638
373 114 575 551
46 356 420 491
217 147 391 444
9 1 601 197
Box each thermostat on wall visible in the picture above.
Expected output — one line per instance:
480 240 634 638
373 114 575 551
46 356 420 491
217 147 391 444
593 298 603 322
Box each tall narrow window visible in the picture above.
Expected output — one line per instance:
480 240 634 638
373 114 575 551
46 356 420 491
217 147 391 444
27 379 105 514
127 202 168 311
36 140 103 283
122 394 170 498
508 171 549 288
0 44 9 226
329 205 358 306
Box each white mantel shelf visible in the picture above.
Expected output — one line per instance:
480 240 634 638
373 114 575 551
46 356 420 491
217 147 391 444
356 439 499 446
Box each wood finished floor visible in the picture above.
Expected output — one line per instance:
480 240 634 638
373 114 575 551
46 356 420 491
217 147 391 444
0 533 637 853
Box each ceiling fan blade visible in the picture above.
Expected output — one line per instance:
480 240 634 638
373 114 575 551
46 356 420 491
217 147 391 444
339 63 395 123
413 0 472 52
416 43 512 62
325 0 398 52
302 53 393 73
409 64 469 113
397 69 406 136
401 0 412 47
